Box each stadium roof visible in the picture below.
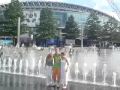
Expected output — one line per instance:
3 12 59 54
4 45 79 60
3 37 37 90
0 1 115 19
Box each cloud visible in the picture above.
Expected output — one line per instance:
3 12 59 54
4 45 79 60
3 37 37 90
20 0 63 2
0 0 10 5
107 11 120 21
93 0 120 21
93 0 109 10
93 0 110 11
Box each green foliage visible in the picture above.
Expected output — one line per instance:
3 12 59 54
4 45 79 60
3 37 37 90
111 30 120 43
64 15 79 39
3 0 24 36
84 12 101 41
0 20 17 36
101 18 120 43
36 8 57 39
20 25 31 34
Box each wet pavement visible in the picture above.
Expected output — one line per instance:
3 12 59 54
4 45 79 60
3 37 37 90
0 73 119 90
0 47 120 90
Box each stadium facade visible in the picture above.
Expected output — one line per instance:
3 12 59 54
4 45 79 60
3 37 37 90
0 1 115 29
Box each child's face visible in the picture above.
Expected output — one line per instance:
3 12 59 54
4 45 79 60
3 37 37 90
61 53 64 57
55 48 59 54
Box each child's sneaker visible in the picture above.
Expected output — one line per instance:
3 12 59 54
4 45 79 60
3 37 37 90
50 81 55 86
55 81 60 87
46 82 50 86
63 84 67 89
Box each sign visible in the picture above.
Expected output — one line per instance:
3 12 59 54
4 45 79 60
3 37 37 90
0 40 13 46
65 39 75 45
47 39 57 45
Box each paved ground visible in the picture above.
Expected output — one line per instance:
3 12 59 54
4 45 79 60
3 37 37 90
0 47 120 90
0 73 119 90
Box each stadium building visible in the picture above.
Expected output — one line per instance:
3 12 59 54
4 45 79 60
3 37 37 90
0 1 116 46
0 1 115 29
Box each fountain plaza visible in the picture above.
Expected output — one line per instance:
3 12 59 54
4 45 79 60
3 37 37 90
0 45 120 90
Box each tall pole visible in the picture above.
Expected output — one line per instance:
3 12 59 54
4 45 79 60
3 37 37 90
17 17 21 47
59 29 62 47
81 26 83 48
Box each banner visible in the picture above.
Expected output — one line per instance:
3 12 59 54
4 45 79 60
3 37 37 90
0 40 13 46
65 39 75 45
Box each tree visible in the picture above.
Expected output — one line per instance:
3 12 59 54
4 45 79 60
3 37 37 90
20 24 31 34
4 0 24 36
84 12 101 44
111 30 120 44
0 20 10 36
36 8 57 40
108 19 119 43
99 18 120 45
64 15 79 39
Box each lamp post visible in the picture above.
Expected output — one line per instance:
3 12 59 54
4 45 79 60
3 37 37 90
79 23 85 48
58 27 65 47
16 17 21 47
81 25 83 48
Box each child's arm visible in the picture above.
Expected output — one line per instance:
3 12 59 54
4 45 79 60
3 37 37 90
64 57 69 72
64 57 69 66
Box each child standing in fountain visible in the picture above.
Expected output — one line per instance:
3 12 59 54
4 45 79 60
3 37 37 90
45 51 53 86
61 52 69 88
52 48 61 86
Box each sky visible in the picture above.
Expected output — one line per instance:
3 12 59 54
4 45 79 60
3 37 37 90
0 0 120 20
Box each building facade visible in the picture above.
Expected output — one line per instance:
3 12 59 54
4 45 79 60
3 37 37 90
0 1 115 29
0 1 118 46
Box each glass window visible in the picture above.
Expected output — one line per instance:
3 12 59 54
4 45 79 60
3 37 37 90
32 19 36 22
26 19 30 22
29 13 33 18
34 13 37 17
53 11 67 27
34 2 39 6
67 12 89 24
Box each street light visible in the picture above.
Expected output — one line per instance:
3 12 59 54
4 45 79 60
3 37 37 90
81 25 84 48
58 26 65 46
17 17 21 48
79 23 85 48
